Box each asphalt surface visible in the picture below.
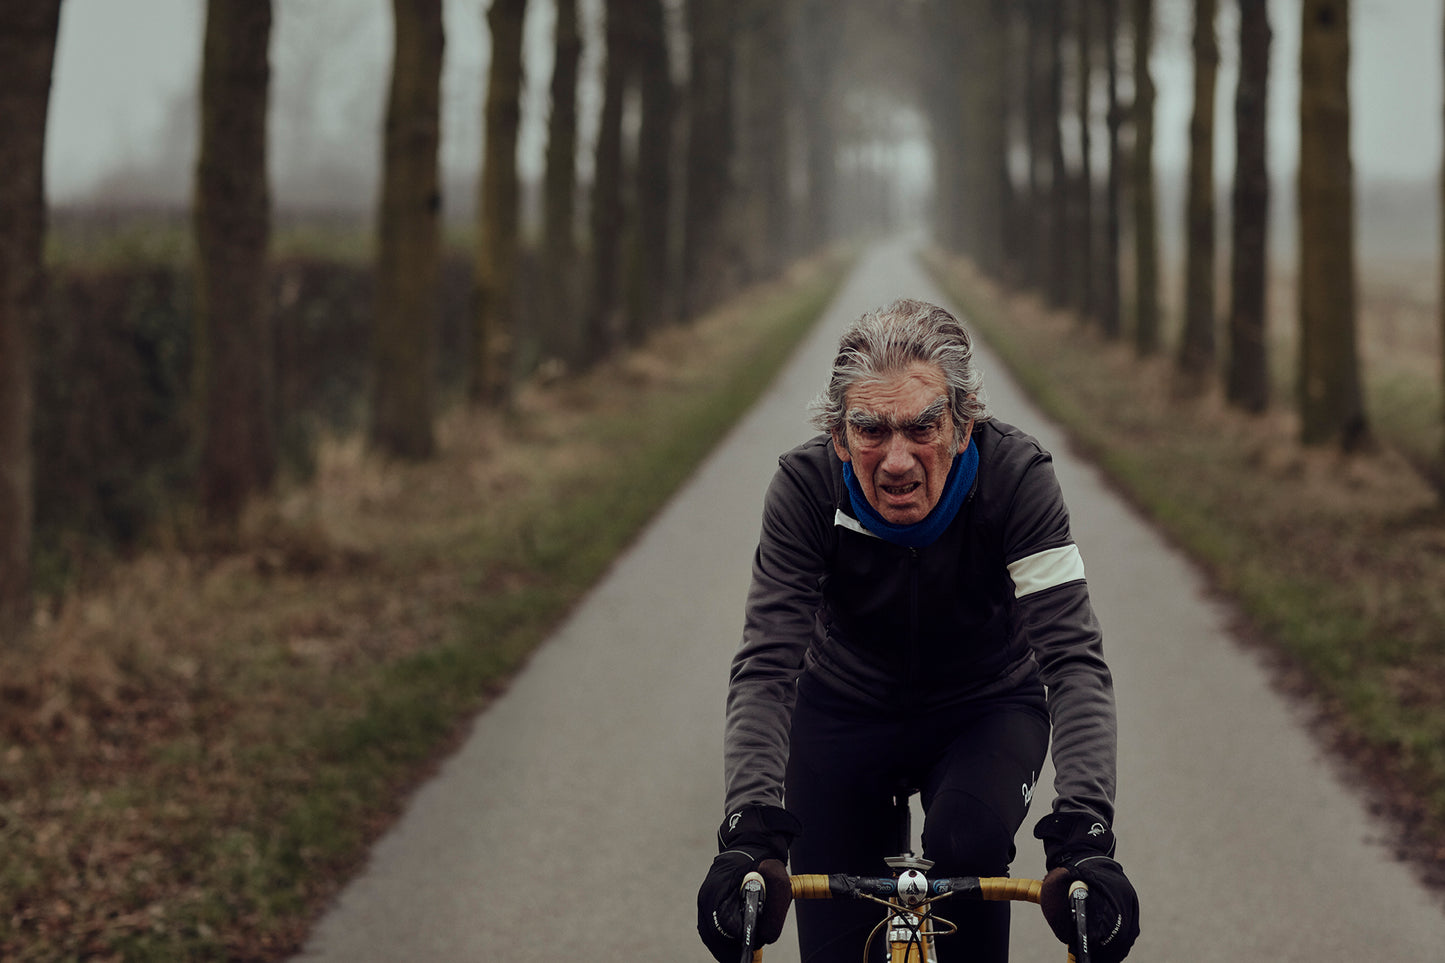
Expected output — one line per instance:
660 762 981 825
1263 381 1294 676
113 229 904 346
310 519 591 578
294 239 1445 961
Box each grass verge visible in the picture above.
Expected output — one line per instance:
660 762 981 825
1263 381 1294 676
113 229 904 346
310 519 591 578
926 250 1445 893
0 249 851 961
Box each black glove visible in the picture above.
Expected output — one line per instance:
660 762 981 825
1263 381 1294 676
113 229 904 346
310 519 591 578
1035 813 1139 963
697 804 801 963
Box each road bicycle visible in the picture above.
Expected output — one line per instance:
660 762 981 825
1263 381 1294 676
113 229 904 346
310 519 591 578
739 787 1089 963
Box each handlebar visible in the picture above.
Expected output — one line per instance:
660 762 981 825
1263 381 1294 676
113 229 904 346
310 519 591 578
789 873 1043 904
743 873 1087 963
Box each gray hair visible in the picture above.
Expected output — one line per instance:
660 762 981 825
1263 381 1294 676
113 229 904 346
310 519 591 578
808 298 990 440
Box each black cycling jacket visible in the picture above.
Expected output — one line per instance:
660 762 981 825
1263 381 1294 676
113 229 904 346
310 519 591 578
722 419 1117 828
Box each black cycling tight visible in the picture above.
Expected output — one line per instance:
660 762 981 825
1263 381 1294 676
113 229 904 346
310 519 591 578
785 674 1049 963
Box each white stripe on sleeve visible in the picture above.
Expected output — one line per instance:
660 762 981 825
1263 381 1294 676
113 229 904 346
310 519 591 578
1007 544 1086 597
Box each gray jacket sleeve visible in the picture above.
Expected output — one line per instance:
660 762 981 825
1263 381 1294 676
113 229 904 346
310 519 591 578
721 458 828 816
1004 452 1118 827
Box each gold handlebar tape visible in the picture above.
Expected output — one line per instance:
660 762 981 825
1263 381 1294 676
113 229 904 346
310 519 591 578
789 874 1042 904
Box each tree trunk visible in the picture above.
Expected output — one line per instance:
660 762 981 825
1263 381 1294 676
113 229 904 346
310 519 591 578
0 0 62 638
1298 0 1367 448
194 0 275 530
1177 0 1218 389
737 0 791 282
629 0 675 340
473 0 528 406
681 0 737 318
1046 0 1069 308
1227 0 1271 413
1101 0 1123 339
1132 0 1161 355
941 0 1009 272
1022 2 1047 292
587 0 630 357
542 0 582 367
1076 0 1095 321
370 0 442 460
921 0 965 254
982 0 1016 279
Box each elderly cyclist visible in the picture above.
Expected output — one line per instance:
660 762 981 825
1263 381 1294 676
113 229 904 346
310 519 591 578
697 299 1139 963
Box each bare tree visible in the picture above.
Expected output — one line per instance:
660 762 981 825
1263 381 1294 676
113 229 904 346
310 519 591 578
681 0 738 318
0 0 62 637
1177 0 1219 390
1101 0 1124 338
194 0 275 529
1075 0 1096 321
542 0 583 366
978 0 1015 279
473 0 529 406
1298 0 1367 448
1132 0 1161 355
629 0 675 340
586 0 631 357
1023 0 1048 292
370 0 443 460
736 0 792 281
1227 0 1272 413
1046 0 1069 307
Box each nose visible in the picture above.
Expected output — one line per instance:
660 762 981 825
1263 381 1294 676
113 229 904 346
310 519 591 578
880 431 915 474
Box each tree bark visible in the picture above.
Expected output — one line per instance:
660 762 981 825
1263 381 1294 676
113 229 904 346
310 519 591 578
587 0 630 357
1132 0 1161 356
1178 0 1218 389
630 0 675 340
1227 0 1271 413
1101 0 1123 338
1021 2 1046 292
0 0 62 637
1298 0 1367 448
194 0 275 529
473 0 528 406
370 0 442 459
1075 0 1095 321
737 0 791 282
542 0 582 367
681 0 738 318
1046 0 1069 308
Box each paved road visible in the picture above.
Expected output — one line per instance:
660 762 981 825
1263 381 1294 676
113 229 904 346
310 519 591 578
294 239 1445 962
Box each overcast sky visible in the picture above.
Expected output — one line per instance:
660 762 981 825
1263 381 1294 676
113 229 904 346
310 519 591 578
43 0 1445 210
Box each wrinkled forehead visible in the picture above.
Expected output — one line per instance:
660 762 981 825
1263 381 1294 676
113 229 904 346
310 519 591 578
841 363 950 417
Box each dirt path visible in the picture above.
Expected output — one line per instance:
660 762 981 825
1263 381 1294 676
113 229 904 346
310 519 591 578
294 239 1445 961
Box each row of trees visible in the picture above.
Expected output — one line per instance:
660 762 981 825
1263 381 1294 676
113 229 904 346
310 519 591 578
2 0 1439 637
0 0 891 638
926 0 1382 450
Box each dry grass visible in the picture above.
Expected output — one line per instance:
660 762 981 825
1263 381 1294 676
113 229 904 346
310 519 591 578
0 251 848 961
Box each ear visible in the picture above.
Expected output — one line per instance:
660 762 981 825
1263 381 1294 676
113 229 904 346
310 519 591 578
831 430 851 463
957 418 975 453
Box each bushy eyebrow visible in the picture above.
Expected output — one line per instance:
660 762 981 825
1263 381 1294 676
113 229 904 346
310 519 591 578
846 396 949 432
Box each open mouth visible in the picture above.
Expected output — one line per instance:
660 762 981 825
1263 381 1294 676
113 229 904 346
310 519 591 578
880 482 921 499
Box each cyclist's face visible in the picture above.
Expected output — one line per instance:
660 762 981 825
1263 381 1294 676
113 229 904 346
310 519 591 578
831 363 970 526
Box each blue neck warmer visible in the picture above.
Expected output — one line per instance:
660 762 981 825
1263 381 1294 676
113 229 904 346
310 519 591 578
842 438 978 548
